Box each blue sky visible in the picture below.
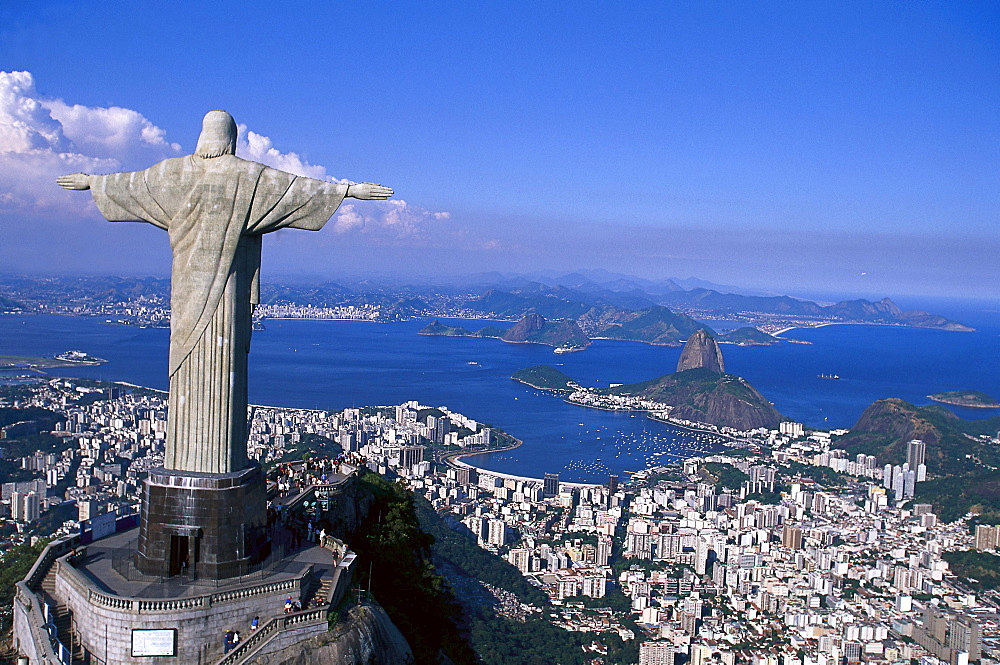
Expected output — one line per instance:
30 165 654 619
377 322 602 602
0 1 997 299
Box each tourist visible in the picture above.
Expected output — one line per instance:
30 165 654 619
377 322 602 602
250 616 259 631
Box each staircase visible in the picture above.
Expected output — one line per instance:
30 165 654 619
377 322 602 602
305 572 333 608
38 564 85 664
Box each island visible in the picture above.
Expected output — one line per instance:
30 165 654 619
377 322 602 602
54 350 106 365
0 353 106 369
591 306 707 346
718 326 779 346
511 365 578 392
927 390 1000 409
417 319 503 338
501 313 590 350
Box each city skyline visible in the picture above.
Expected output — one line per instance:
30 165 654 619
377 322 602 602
1 1 997 300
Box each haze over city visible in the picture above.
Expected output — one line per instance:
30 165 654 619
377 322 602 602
1 1 997 300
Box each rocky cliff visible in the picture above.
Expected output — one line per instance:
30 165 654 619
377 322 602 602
252 604 414 665
676 329 725 373
609 367 783 430
501 313 590 349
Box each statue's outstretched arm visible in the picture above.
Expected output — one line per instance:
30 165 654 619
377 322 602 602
346 182 393 200
57 173 92 190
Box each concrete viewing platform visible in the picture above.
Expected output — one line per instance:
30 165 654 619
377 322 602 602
70 524 337 600
15 520 356 664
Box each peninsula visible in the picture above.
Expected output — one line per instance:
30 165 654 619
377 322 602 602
516 330 784 431
927 390 1000 409
511 365 578 392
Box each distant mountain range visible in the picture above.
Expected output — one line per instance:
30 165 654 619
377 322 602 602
0 271 972 334
464 283 971 333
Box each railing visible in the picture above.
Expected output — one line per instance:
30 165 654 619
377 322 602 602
13 534 81 665
214 607 328 665
108 536 300 586
24 535 80 591
14 584 64 665
58 559 313 614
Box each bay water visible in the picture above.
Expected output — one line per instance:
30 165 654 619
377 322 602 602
1 304 997 483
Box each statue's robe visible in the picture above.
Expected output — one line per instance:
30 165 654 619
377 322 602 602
90 154 347 474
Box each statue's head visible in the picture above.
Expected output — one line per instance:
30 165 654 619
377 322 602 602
195 110 237 159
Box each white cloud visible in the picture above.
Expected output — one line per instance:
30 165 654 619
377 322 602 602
236 126 332 181
0 70 182 215
0 70 451 243
235 123 452 240
331 199 451 238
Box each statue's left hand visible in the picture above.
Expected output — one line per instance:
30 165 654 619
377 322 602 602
347 183 393 200
57 173 91 190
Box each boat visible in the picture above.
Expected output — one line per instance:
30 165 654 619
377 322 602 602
817 373 840 380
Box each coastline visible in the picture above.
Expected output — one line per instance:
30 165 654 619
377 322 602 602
562 395 746 446
927 396 1000 409
439 437 603 489
512 377 574 394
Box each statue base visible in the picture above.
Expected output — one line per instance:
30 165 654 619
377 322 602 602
137 464 269 580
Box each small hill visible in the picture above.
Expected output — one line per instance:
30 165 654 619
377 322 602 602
0 294 24 312
676 330 724 373
927 390 999 409
719 327 779 346
838 398 1000 475
418 319 472 336
473 326 506 338
594 306 707 346
511 365 577 392
608 367 783 430
837 398 1000 520
418 320 507 339
501 313 590 349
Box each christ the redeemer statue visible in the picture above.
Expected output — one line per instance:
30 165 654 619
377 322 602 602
59 110 392 476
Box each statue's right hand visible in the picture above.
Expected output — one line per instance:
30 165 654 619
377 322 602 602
57 173 91 190
347 182 393 200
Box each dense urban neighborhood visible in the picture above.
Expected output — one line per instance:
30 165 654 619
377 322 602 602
2 376 997 665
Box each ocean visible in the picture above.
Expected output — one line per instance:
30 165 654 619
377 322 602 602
1 304 997 483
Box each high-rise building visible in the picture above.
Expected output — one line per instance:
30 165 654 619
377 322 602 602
543 472 560 497
24 492 40 522
78 499 97 522
486 518 508 546
12 491 40 522
507 548 530 573
907 439 926 471
974 525 1000 551
399 445 425 469
690 644 711 665
10 491 23 521
596 536 612 566
780 421 805 438
946 616 982 661
639 641 675 665
782 525 803 550
608 474 619 494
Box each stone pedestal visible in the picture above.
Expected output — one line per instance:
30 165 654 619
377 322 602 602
137 464 269 579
